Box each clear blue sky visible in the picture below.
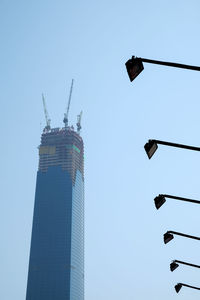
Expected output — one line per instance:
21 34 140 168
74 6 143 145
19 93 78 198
1 1 200 299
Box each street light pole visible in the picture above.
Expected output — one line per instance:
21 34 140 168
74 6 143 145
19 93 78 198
125 55 200 292
125 56 200 82
154 194 200 210
141 57 200 71
164 231 200 244
170 260 200 272
175 283 200 293
144 139 200 159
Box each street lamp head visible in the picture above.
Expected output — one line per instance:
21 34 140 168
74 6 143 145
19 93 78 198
164 232 174 244
170 261 179 272
144 140 158 159
125 56 144 82
154 195 166 209
175 283 182 293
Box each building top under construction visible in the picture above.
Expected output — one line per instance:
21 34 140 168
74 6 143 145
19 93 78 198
40 80 84 181
38 126 84 183
42 79 83 135
41 126 83 145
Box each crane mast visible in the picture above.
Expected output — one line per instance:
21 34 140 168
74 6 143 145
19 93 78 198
42 94 51 131
63 79 74 128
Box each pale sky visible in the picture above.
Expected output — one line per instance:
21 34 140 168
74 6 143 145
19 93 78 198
1 1 200 299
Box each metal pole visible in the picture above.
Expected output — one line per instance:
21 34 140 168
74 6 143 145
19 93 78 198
174 260 200 269
180 283 200 291
168 231 200 241
162 194 200 205
141 58 200 71
153 139 200 152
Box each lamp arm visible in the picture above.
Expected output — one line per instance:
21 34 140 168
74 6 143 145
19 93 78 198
168 231 200 241
141 58 200 71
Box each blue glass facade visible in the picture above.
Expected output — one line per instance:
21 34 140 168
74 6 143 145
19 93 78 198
70 170 84 299
26 128 84 300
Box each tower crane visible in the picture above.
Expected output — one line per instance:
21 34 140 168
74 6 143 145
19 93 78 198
76 111 83 134
42 94 51 131
63 79 74 128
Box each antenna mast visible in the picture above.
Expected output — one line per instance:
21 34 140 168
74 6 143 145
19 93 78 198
42 94 51 131
76 111 83 134
63 79 74 128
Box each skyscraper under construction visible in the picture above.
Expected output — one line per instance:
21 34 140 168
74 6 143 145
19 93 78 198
26 83 84 300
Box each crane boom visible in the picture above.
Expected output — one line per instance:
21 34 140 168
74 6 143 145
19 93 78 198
42 94 51 131
63 79 74 128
